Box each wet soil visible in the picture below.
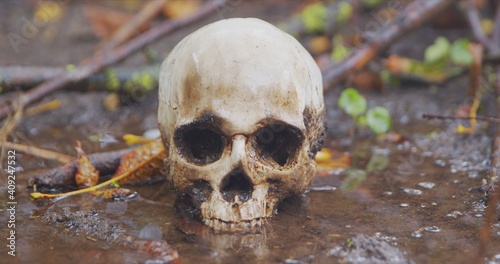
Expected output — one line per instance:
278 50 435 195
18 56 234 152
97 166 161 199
1 1 500 263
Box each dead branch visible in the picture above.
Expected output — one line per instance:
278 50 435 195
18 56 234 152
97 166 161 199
28 148 131 189
0 0 226 121
321 0 456 90
422 113 500 124
0 64 160 93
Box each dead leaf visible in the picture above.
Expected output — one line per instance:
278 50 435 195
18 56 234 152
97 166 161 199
34 1 65 24
103 93 120 112
112 139 166 184
308 36 331 54
123 134 155 145
163 0 201 19
75 140 99 188
315 148 351 176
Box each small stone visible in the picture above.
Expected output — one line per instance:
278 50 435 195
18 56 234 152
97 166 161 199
411 231 422 238
403 188 422 195
446 211 463 218
418 182 436 189
424 226 441 233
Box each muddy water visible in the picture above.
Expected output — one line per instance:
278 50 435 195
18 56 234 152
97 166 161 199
0 88 499 263
2 140 499 263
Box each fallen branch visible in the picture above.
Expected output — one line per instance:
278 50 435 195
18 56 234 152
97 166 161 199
321 0 456 90
28 148 130 189
0 65 160 93
0 0 226 120
31 152 150 199
422 113 500 124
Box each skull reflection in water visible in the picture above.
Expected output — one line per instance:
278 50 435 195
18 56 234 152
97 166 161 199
158 18 326 231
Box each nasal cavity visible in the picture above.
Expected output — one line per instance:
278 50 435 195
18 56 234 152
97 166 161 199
220 169 253 203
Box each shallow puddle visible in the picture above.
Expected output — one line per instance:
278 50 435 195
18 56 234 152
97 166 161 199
3 128 500 263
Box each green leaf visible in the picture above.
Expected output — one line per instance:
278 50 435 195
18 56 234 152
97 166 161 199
338 88 367 117
336 2 353 23
366 153 389 172
301 3 327 33
424 37 450 66
450 38 473 66
366 106 391 134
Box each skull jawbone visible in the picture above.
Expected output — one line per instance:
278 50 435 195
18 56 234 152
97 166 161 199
200 185 275 231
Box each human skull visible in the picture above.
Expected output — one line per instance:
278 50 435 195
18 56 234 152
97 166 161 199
158 18 325 230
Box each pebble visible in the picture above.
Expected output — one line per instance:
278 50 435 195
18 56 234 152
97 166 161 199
403 188 422 195
418 182 436 189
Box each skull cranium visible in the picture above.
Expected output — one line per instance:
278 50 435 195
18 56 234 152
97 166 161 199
158 18 325 230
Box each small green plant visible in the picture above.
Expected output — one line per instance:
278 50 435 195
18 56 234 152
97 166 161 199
338 88 392 134
424 37 473 67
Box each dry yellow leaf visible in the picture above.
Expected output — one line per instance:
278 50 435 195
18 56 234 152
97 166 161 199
163 0 201 19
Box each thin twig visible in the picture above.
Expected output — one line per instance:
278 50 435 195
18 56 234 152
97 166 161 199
0 141 73 163
463 0 500 55
0 96 24 140
321 0 455 90
0 0 226 120
422 113 500 123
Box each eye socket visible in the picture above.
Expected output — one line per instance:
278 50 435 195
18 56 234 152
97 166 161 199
253 122 303 167
174 126 225 165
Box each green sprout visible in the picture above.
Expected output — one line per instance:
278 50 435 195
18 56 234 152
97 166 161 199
338 87 392 135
